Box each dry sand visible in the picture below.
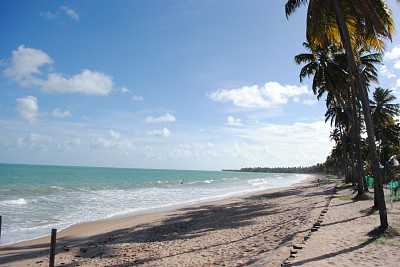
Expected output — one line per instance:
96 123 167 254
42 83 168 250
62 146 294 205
285 181 400 267
1 175 399 266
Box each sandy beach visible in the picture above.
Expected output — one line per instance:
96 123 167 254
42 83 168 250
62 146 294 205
1 175 399 266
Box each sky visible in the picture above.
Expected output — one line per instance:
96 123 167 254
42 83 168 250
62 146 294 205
0 0 400 171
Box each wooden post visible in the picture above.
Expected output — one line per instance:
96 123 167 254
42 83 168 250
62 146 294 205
0 216 2 244
49 229 57 267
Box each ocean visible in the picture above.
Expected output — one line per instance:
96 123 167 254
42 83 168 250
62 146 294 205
0 163 310 246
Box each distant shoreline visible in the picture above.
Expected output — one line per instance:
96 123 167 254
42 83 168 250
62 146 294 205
223 165 324 174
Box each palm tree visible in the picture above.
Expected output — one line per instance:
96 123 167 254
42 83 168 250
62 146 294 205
328 1 391 231
371 88 400 138
295 43 382 194
295 43 348 99
286 0 394 230
326 102 351 179
371 87 400 182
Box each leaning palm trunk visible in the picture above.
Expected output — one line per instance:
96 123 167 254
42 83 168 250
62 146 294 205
333 0 388 230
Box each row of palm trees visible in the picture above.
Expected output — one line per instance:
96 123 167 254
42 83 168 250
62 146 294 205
323 87 400 181
285 0 399 231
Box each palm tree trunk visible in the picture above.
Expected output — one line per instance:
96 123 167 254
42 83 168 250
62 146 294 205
325 78 351 180
333 0 388 230
339 127 348 178
380 128 387 183
355 106 366 196
350 119 356 185
359 106 369 192
352 86 364 196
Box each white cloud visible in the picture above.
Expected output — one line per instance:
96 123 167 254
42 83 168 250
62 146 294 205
242 121 332 147
63 138 81 146
108 129 121 139
56 138 81 152
52 108 71 118
394 60 400 70
132 95 144 101
40 6 79 22
17 132 53 149
384 45 400 60
147 128 170 137
40 11 58 20
230 120 333 166
90 130 134 151
60 6 79 21
303 99 318 105
3 46 115 95
146 113 176 123
4 45 53 81
16 96 39 124
380 65 396 79
208 82 310 108
27 132 48 143
120 87 130 93
39 70 114 95
169 142 218 161
226 116 243 126
227 141 272 161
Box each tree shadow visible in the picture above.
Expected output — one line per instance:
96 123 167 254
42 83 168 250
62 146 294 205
0 178 336 265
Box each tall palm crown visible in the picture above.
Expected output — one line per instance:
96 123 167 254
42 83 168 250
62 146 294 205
285 0 394 53
370 88 400 141
371 88 400 124
295 43 381 102
295 42 348 99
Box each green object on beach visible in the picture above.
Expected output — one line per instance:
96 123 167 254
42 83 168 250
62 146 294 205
389 181 399 196
367 176 374 188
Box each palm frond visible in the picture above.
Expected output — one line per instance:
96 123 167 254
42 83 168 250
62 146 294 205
285 0 308 18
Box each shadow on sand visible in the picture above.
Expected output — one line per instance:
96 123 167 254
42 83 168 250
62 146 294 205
0 177 337 266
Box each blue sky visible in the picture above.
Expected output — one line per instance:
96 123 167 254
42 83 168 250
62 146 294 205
0 0 400 170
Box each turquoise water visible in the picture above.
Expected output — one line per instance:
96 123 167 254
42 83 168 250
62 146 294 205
0 163 310 245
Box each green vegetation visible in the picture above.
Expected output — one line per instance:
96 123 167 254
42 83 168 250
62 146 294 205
373 238 400 248
331 195 354 201
224 165 324 174
337 183 355 189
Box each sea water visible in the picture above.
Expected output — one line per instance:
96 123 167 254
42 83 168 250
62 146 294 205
0 163 310 245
